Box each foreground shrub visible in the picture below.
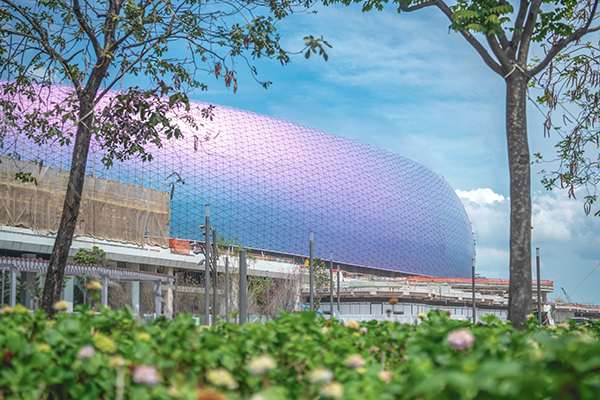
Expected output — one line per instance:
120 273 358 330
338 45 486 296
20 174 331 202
1 306 599 399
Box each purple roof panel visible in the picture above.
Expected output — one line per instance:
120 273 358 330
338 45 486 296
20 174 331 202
3 87 474 277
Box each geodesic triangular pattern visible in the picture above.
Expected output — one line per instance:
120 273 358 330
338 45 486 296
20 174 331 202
3 88 475 278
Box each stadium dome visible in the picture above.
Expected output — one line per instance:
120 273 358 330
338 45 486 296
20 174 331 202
2 87 475 277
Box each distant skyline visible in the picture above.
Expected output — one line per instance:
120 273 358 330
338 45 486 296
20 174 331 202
181 5 600 304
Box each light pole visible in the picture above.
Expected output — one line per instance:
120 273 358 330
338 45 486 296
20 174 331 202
204 205 211 326
266 271 270 321
225 255 229 321
309 231 314 311
337 266 340 314
536 247 542 327
239 249 247 325
329 251 334 318
472 258 476 324
1 269 5 307
212 228 218 323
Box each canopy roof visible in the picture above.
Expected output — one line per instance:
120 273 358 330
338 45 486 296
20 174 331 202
0 256 176 283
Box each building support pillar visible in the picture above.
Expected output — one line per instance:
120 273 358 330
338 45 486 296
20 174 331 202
127 263 140 315
164 267 174 318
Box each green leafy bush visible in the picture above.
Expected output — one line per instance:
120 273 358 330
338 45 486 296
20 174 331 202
1 306 599 399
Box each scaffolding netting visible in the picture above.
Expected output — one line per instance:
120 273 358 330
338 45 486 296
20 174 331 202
0 156 169 247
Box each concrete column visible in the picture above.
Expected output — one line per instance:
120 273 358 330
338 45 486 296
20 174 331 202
164 267 174 318
63 277 75 312
101 275 108 307
20 272 37 308
9 265 17 308
127 263 140 315
155 281 162 318
20 253 36 308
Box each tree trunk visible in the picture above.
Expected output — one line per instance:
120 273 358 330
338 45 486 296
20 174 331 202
505 73 532 329
40 92 97 315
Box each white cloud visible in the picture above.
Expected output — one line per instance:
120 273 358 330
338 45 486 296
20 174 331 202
456 188 505 205
457 187 600 304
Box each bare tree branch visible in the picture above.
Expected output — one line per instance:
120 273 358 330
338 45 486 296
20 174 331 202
72 0 102 57
399 0 435 12
517 0 542 65
510 0 530 58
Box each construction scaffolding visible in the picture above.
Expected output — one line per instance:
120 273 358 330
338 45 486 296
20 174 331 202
0 156 170 248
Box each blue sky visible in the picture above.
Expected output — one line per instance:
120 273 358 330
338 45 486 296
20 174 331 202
182 4 600 304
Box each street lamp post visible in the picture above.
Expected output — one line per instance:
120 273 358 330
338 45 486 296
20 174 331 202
329 251 334 318
309 231 314 311
204 205 211 326
337 267 340 314
472 258 476 324
212 228 218 323
225 256 229 321
536 247 542 327
239 250 247 325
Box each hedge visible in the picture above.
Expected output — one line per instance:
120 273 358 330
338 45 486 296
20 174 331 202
1 305 599 399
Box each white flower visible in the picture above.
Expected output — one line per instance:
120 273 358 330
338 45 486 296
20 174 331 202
308 367 334 383
344 320 360 330
447 329 475 350
345 354 366 369
132 365 161 386
320 381 344 399
77 345 95 359
377 370 392 383
359 327 368 333
320 327 329 334
86 280 102 291
206 368 238 390
249 394 267 400
248 355 277 375
53 300 68 311
109 355 126 368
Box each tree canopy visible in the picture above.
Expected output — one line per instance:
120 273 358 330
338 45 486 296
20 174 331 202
0 0 329 314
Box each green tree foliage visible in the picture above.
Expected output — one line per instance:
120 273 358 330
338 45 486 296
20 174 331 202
73 246 110 267
312 257 330 311
534 49 600 216
322 0 600 328
0 0 329 314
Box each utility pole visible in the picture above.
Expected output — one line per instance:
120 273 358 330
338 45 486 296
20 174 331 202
239 249 247 325
536 247 542 327
472 258 476 324
266 271 270 321
173 272 178 318
337 267 340 314
309 231 314 311
329 251 334 318
1 269 5 307
204 205 211 326
212 228 218 323
225 256 229 321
